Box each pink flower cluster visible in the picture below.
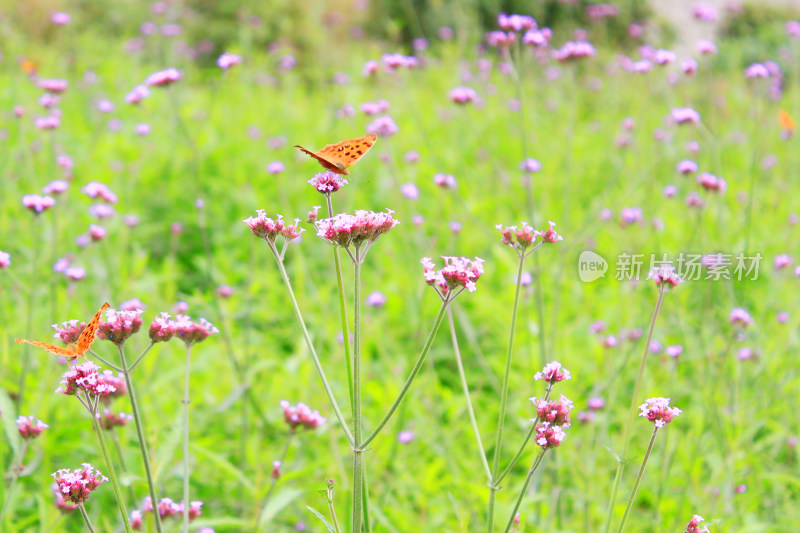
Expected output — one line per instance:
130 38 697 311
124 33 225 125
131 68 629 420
98 308 144 345
81 181 118 203
360 100 390 115
0 250 10 269
449 86 479 105
697 172 727 193
315 209 399 248
530 395 573 426
433 173 457 188
366 115 398 136
39 79 68 93
22 194 56 214
52 464 107 504
280 400 327 430
421 256 485 295
135 497 203 526
145 68 182 87
381 53 418 71
685 514 710 532
639 397 682 428
149 312 177 342
52 482 79 513
671 107 701 125
496 222 539 252
17 415 49 439
308 171 349 193
553 41 597 62
52 320 86 344
217 52 242 70
649 265 684 288
587 3 619 19
57 362 117 397
126 85 150 104
729 308 754 327
173 315 219 345
97 409 133 430
534 361 571 383
244 211 305 242
534 422 568 449
497 13 536 31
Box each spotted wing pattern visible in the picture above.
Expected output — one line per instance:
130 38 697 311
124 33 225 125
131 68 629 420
15 339 80 358
295 133 377 175
77 302 110 353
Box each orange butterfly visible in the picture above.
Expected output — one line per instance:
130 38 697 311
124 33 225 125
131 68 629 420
19 57 38 77
16 303 109 360
295 133 377 175
779 109 795 132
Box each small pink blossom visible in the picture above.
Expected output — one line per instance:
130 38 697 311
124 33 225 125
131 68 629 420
308 171 348 193
39 79 68 93
398 430 415 443
449 86 479 104
535 422 567 449
552 41 596 61
51 12 71 25
43 180 69 195
666 345 683 358
126 85 150 104
519 158 542 173
173 315 219 346
17 415 49 439
649 265 683 288
685 192 704 208
244 212 305 242
280 400 327 430
97 409 133 430
677 160 698 174
691 2 717 22
620 207 643 226
421 256 485 294
775 254 792 269
744 63 770 79
400 183 419 199
530 395 573 426
587 397 605 410
266 161 285 175
57 362 116 397
671 107 701 125
22 194 56 213
149 312 177 343
639 397 682 428
81 181 118 203
98 308 144 345
366 115 398 136
433 173 457 189
697 40 717 55
697 172 727 193
366 291 387 307
685 514 710 533
52 464 107 504
534 361 571 383
729 308 754 327
217 52 242 70
145 68 182 87
315 210 399 249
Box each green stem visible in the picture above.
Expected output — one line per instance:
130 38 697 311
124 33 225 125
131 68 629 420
269 241 354 445
88 397 133 533
496 382 554 484
326 195 354 418
182 344 192 533
128 342 155 372
502 451 548 533
352 250 364 533
617 428 659 533
256 431 294 530
78 504 97 533
447 306 491 481
117 344 164 533
361 298 450 448
602 287 665 533
0 441 29 527
17 215 42 410
488 253 527 532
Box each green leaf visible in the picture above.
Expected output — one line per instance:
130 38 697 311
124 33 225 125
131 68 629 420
306 506 337 533
256 488 303 529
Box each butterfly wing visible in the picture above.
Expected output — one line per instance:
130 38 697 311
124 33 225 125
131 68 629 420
295 134 378 175
76 302 110 354
15 339 80 358
779 110 795 131
295 145 349 174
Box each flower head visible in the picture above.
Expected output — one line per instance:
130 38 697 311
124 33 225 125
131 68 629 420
149 312 177 343
126 85 150 104
43 180 69 195
52 482 79 513
496 222 538 252
145 68 182 87
648 265 683 288
697 172 727 194
17 415 49 439
421 256 485 295
81 182 118 203
174 315 219 346
22 194 56 214
433 173 457 189
729 308 754 327
0 251 10 269
449 86 480 105
97 409 133 430
671 107 701 125
366 115 398 136
280 400 327 430
639 397 682 428
553 41 596 61
57 362 118 397
52 464 107 504
530 395 573 426
308 171 348 193
217 52 242 70
685 514 709 533
534 422 567 449
315 210 399 250
244 212 305 242
534 361 571 383
98 309 144 345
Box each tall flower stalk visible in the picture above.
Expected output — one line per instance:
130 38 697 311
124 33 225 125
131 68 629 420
487 222 562 530
603 267 683 533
